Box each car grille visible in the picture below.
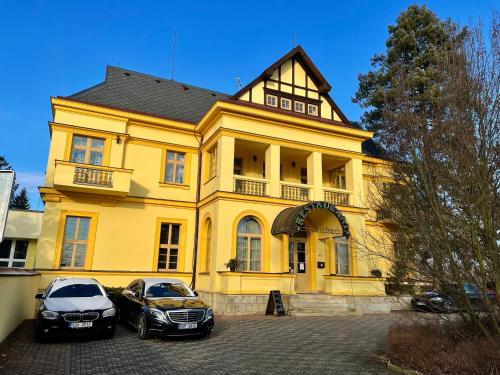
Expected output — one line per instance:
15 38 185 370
62 312 100 322
166 309 205 323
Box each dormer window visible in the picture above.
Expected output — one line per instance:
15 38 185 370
266 94 278 107
294 101 305 113
280 98 291 110
308 104 318 116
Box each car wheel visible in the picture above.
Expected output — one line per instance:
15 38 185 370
34 325 46 343
137 313 150 340
102 324 116 339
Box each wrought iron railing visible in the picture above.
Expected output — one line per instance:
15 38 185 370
324 189 350 205
73 167 113 187
234 177 267 196
281 184 310 201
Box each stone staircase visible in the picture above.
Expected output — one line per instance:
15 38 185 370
287 293 362 317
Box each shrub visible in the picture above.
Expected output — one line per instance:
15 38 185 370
387 323 500 375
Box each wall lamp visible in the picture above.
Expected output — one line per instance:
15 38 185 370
291 161 296 168
253 155 257 162
116 135 122 144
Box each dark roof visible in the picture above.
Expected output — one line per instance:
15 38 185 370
66 66 229 124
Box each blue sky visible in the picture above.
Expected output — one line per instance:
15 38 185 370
0 1 496 207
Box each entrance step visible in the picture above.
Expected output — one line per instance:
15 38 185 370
288 294 360 317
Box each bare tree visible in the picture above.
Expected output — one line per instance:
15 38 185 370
363 15 500 338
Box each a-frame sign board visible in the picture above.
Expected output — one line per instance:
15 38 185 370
265 290 285 316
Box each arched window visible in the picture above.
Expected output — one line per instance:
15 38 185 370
204 219 212 272
236 216 262 271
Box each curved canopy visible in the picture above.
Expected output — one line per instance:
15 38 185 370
271 201 350 238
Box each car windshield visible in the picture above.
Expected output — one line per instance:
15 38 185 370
49 284 103 298
145 283 193 298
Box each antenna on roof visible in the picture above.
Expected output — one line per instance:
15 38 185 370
171 28 177 81
236 77 243 89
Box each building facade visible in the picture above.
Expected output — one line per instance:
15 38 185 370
35 46 392 314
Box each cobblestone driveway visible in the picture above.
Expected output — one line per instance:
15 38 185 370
0 314 396 375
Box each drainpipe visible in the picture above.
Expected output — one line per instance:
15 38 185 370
190 133 204 290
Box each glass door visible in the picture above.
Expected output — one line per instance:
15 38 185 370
289 239 308 291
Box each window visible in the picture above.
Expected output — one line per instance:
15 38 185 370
49 284 102 298
280 97 291 110
236 216 262 271
208 148 217 180
233 158 243 175
145 282 193 298
165 151 185 184
0 239 29 267
203 219 213 272
330 167 346 190
300 167 308 184
335 237 349 275
60 216 90 268
308 104 318 116
70 136 105 165
294 101 305 113
266 94 278 107
158 223 180 271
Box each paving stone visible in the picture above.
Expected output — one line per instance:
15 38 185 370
0 315 397 374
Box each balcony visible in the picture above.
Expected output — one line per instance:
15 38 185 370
323 188 352 206
281 182 311 201
53 160 133 196
234 176 268 196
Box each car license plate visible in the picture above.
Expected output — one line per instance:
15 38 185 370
178 322 197 329
69 322 93 329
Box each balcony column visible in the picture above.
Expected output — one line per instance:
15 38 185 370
216 136 235 192
307 151 323 201
345 158 363 206
265 143 280 197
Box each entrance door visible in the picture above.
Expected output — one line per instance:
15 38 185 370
289 239 308 292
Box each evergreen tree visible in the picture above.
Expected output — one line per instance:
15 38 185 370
0 155 29 209
353 5 466 143
11 188 30 210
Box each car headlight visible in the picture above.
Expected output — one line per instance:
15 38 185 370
102 307 116 318
41 310 59 320
205 308 214 320
149 308 166 321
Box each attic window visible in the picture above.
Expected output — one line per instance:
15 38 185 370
307 104 318 116
181 85 189 91
211 93 216 97
280 98 291 110
155 79 161 83
266 94 278 107
294 101 305 113
124 72 131 76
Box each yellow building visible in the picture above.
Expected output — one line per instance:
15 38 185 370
36 46 393 315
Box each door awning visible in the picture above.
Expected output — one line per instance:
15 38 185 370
271 201 350 238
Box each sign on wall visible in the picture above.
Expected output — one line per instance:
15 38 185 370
0 171 15 243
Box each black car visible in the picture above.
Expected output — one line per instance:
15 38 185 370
411 291 454 313
118 278 214 339
34 278 117 341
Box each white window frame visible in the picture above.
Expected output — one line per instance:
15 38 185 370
294 101 305 113
280 97 291 110
266 94 278 107
0 239 29 268
307 104 318 116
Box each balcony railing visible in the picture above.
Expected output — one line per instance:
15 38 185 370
281 183 310 201
234 176 267 196
324 188 351 206
74 167 113 187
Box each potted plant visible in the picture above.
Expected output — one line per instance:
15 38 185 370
225 258 239 272
370 268 382 278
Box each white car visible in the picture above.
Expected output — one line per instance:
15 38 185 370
35 278 117 341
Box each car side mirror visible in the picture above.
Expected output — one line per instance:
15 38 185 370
193 290 199 297
35 292 44 299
